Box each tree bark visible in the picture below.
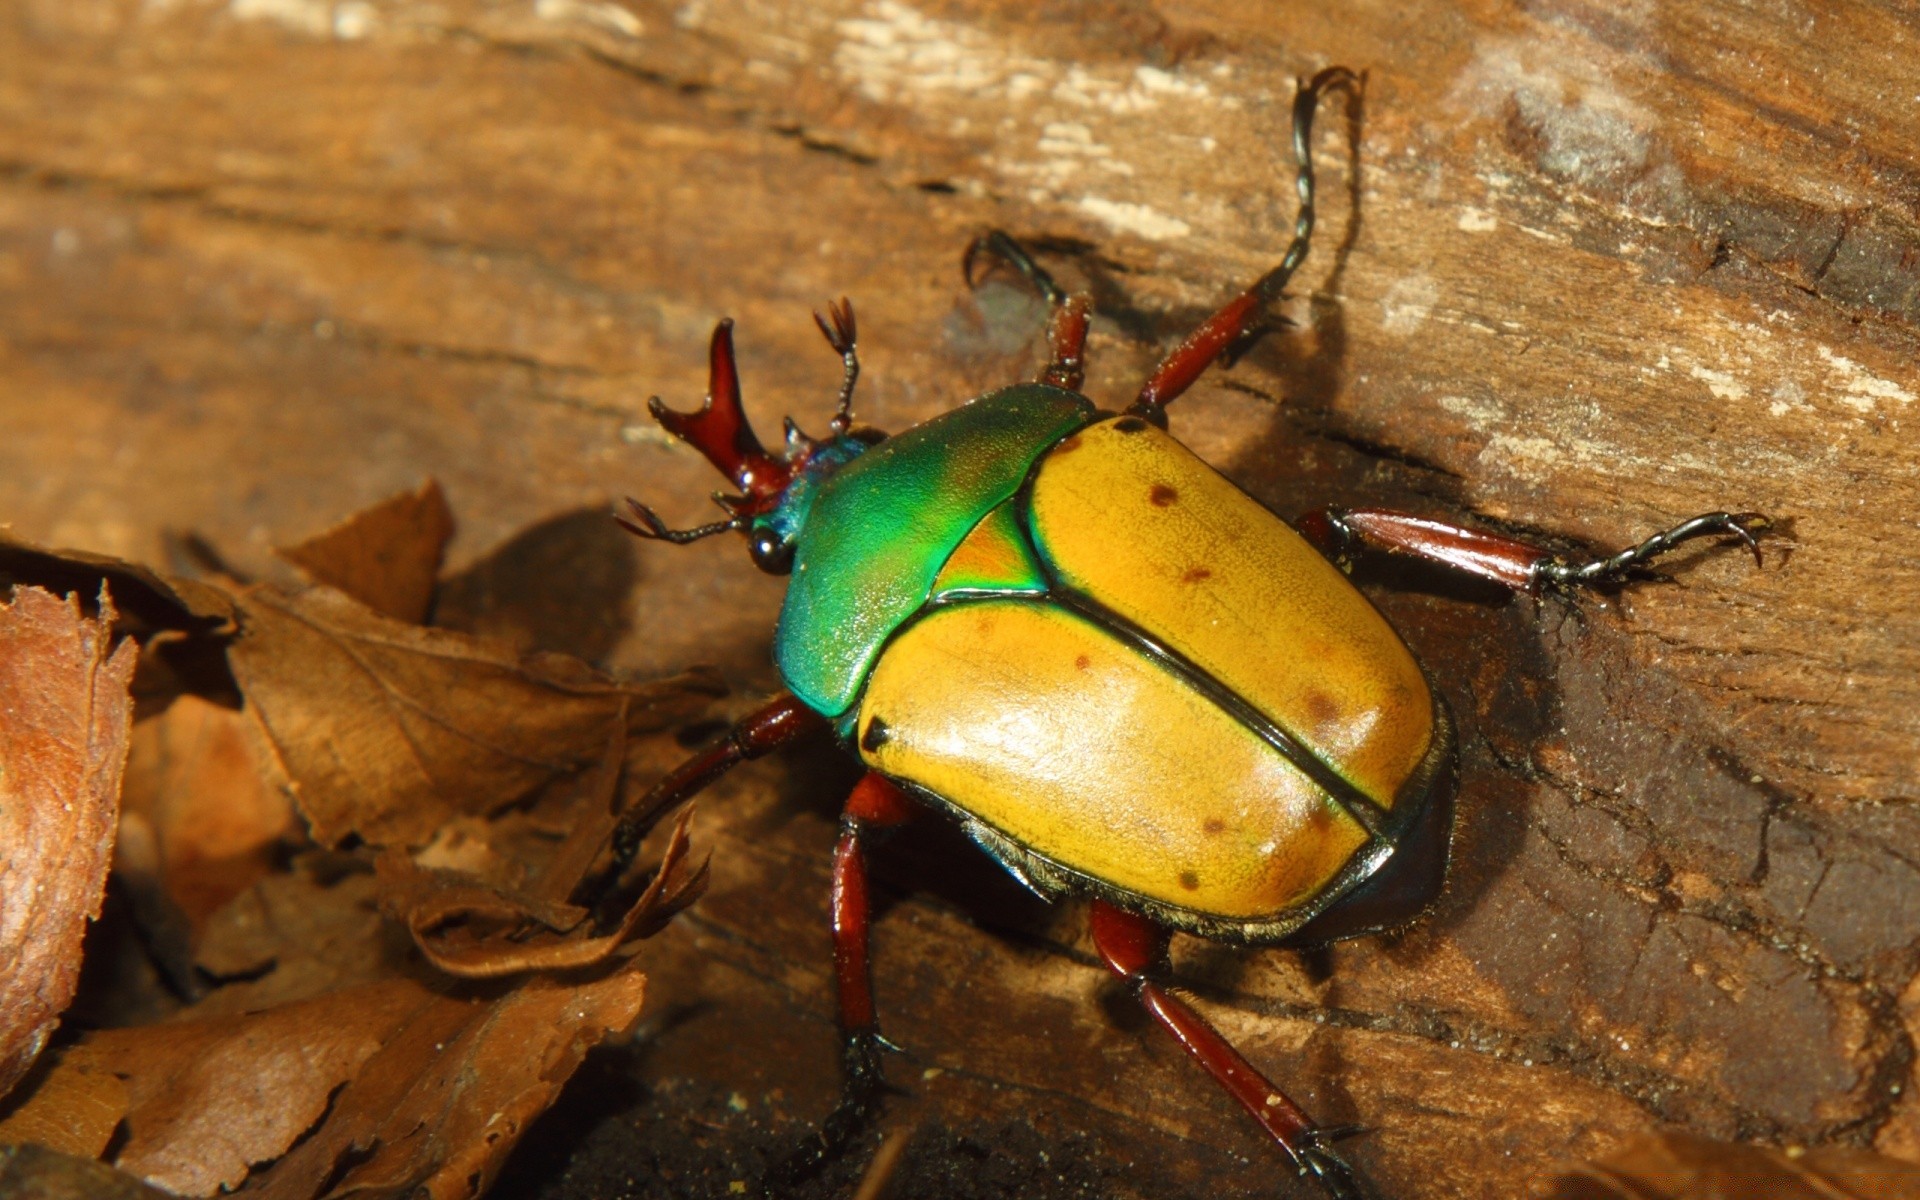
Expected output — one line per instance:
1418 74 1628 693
2 2 1917 1197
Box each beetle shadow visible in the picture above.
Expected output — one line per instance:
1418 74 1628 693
434 505 638 668
743 735 1061 938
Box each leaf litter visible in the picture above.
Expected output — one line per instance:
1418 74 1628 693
0 482 728 1197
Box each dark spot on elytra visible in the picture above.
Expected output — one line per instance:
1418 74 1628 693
1178 870 1200 891
1074 654 1092 671
1054 433 1084 454
1182 566 1212 583
1149 484 1178 507
1113 417 1149 433
861 717 891 752
1304 690 1342 729
1202 817 1226 834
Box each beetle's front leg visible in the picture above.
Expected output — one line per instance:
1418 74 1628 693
1295 506 1772 594
599 691 828 891
772 771 918 1184
1090 901 1371 1200
962 231 1091 391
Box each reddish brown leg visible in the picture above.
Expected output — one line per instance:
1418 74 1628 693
1296 506 1771 594
774 772 918 1184
602 691 827 886
1043 293 1091 391
1132 67 1359 419
1091 901 1368 1200
963 230 1092 391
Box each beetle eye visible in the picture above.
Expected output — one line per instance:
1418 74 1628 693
748 527 795 575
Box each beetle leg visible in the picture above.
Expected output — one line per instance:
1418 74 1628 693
1090 900 1371 1200
599 691 828 891
773 772 918 1183
1042 293 1091 391
1130 67 1361 421
1296 506 1773 594
963 229 1069 306
963 231 1092 391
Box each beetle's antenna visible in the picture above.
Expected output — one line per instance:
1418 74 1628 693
616 497 741 544
813 297 860 436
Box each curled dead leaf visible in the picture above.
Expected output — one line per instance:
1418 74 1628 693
275 479 455 625
378 807 707 978
0 586 139 1100
0 534 234 638
226 580 721 846
1547 1130 1920 1199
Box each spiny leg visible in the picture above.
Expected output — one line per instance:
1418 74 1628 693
599 691 828 891
1294 507 1772 593
1131 66 1361 420
963 231 1091 391
770 772 918 1185
1090 901 1369 1200
964 230 1068 306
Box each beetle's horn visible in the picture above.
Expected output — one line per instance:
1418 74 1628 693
648 320 794 504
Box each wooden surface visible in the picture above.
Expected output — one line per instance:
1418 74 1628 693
3 1 1919 1197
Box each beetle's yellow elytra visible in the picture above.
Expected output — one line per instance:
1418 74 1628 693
1028 416 1435 809
857 600 1369 918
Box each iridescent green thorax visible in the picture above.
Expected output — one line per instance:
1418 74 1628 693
775 384 1096 717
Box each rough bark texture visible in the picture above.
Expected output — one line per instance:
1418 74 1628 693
1 2 1916 1198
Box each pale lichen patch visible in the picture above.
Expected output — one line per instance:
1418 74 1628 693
1688 364 1748 403
1457 207 1499 232
1380 275 1440 336
1074 197 1190 242
534 0 643 37
1816 346 1914 412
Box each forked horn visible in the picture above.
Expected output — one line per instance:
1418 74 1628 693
648 320 795 505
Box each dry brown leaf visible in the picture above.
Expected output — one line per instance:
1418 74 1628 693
0 1052 129 1158
0 1143 175 1200
0 534 235 638
0 586 139 1100
121 693 295 934
376 807 707 977
226 580 722 846
81 981 437 1195
244 967 650 1200
275 480 455 626
191 858 406 1016
1546 1130 1920 1199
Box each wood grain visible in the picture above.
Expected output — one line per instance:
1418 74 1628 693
2 2 1916 1196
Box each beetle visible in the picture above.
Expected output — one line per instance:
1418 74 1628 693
600 67 1770 1199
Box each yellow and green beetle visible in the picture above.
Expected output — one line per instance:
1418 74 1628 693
606 68 1769 1200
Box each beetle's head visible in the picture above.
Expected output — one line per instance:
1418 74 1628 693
621 307 881 575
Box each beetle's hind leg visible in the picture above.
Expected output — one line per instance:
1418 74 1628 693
963 230 1092 392
768 772 918 1186
1295 506 1774 593
1090 902 1372 1200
